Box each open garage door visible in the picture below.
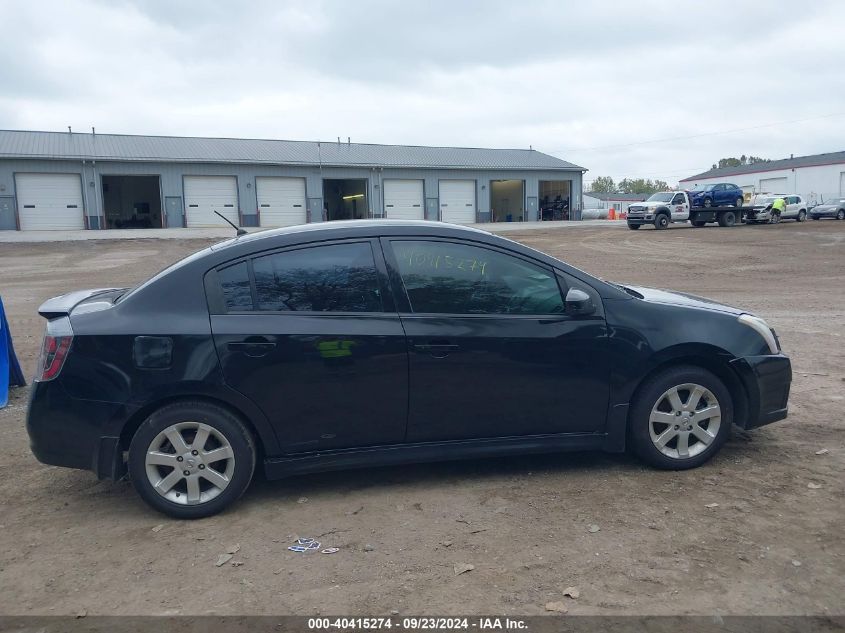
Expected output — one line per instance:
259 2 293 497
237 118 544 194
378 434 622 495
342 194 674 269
759 177 788 195
439 180 476 224
257 177 306 227
15 173 84 231
384 179 424 220
184 176 238 228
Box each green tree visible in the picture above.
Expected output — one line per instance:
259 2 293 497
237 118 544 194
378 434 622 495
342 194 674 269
589 176 616 193
617 178 668 195
712 155 771 169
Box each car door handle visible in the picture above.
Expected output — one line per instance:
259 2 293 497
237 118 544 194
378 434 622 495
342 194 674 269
227 339 277 357
413 341 459 358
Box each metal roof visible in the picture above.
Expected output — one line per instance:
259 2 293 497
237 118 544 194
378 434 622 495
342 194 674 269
680 150 845 182
0 129 584 171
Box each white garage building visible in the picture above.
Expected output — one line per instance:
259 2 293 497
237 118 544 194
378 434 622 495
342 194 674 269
0 130 586 231
680 151 845 205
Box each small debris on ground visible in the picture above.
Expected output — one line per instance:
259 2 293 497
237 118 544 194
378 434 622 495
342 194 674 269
75 609 88 619
151 524 164 533
345 506 364 516
288 538 321 553
231 561 244 567
562 586 580 599
321 547 339 555
363 544 375 552
454 563 474 576
705 503 720 508
227 543 241 554
814 448 829 455
545 601 568 613
792 560 802 567
297 497 308 504
440 540 453 548
588 524 600 533
215 553 233 567
807 482 822 489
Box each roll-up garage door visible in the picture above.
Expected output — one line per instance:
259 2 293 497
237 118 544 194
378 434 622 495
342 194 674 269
383 179 424 220
257 177 306 227
759 177 788 195
183 176 239 228
15 173 84 231
439 180 476 224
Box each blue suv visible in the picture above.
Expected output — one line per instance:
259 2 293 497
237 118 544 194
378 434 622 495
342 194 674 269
688 183 745 208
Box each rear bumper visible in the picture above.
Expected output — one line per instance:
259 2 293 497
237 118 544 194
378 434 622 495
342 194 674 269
730 354 792 429
26 380 128 479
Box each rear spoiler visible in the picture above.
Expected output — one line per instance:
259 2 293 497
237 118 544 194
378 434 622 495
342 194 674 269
37 288 122 319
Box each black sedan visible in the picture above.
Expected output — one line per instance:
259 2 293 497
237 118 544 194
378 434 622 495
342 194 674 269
809 198 845 220
27 221 792 518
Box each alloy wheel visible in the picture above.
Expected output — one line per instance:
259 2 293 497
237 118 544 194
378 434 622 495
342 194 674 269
144 422 236 505
648 383 722 460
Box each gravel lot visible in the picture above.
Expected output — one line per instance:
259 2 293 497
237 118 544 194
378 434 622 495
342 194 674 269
0 222 842 616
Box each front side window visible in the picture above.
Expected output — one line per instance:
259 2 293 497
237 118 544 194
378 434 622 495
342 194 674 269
671 194 685 205
391 240 564 315
252 242 382 312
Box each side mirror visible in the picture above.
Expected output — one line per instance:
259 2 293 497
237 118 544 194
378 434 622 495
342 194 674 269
565 288 595 317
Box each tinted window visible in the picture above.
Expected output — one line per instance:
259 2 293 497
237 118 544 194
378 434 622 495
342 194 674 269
671 194 685 204
391 240 563 315
253 242 382 312
219 261 254 311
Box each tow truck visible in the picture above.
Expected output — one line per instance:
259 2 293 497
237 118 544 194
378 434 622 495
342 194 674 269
626 190 752 229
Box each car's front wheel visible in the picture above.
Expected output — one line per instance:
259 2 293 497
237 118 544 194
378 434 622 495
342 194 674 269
128 401 256 519
629 366 732 470
797 210 806 222
627 223 641 230
837 210 845 221
654 214 669 230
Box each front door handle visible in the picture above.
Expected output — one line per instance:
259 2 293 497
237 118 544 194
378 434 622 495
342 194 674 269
228 338 277 358
413 341 459 358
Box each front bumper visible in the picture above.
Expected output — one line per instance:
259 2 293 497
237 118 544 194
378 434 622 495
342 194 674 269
730 354 792 429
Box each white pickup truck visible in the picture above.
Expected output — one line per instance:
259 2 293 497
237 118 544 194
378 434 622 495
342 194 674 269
626 191 690 229
627 190 748 229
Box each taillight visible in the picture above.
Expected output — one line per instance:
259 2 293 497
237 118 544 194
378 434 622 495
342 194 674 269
36 317 74 381
37 335 72 381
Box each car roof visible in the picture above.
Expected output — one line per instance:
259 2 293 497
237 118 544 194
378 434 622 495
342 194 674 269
210 219 492 251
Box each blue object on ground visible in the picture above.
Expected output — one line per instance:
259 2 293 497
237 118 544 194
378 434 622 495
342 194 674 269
0 295 26 408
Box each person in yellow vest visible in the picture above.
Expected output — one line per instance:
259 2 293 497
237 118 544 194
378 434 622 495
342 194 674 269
770 196 786 223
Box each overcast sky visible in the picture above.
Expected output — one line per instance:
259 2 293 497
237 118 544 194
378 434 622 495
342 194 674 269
1 0 843 185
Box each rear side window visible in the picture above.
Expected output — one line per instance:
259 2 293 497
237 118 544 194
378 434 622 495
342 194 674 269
219 261 253 311
252 242 382 312
391 240 564 315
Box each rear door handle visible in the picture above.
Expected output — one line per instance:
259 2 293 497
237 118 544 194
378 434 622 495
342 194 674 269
227 338 277 357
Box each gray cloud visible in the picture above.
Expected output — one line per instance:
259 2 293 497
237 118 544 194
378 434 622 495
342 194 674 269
1 0 843 184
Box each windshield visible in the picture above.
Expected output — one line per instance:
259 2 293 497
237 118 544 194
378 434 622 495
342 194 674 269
691 184 715 191
646 192 674 202
823 198 845 205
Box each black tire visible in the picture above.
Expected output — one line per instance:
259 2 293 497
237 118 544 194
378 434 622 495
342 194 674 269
812 216 820 220
654 214 670 230
691 220 706 227
797 210 806 222
627 223 641 230
718 211 736 227
128 401 256 519
703 197 712 208
629 365 733 470
837 210 845 220
734 197 744 208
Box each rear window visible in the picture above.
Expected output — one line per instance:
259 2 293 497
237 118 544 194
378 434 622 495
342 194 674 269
219 262 253 311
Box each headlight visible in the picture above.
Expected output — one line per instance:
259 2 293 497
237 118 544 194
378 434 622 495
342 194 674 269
738 314 780 354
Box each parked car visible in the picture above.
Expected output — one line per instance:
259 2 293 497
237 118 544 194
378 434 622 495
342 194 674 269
27 220 792 518
688 183 745 208
746 194 808 224
809 197 845 220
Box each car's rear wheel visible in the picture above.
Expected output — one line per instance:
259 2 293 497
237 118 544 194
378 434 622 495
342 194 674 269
797 210 806 222
734 197 744 208
703 197 712 208
629 365 732 470
837 209 845 220
691 220 706 227
718 211 736 227
128 401 256 519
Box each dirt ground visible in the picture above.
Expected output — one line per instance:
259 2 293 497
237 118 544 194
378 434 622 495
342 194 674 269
0 222 842 616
